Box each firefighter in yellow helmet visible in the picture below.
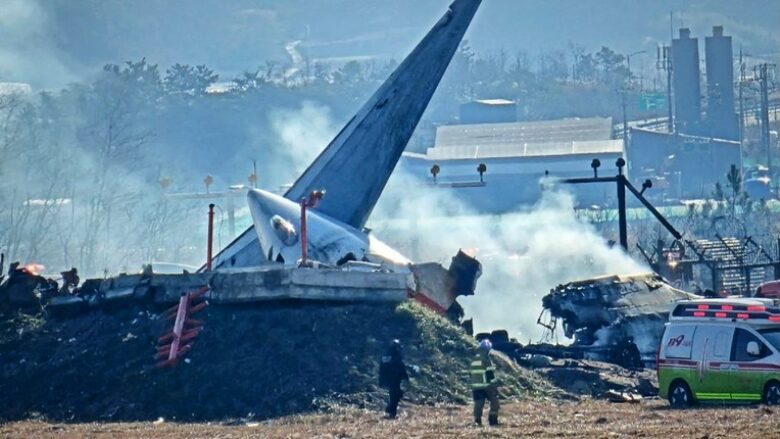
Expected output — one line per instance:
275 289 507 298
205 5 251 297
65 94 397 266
470 339 500 426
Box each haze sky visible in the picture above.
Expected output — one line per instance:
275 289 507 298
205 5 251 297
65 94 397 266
2 0 778 89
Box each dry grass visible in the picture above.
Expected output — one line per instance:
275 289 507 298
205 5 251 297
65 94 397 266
3 399 779 438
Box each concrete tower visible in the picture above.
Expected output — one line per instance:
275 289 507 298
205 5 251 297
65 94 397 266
705 26 738 140
672 28 702 135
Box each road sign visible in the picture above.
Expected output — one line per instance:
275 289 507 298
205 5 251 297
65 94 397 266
639 92 666 111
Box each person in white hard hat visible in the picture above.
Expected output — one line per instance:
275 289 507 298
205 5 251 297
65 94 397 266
469 339 500 426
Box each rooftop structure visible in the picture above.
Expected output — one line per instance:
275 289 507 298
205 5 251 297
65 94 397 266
459 98 517 124
422 139 622 161
435 117 613 148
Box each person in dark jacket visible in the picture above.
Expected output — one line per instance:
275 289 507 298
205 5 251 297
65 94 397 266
379 339 409 419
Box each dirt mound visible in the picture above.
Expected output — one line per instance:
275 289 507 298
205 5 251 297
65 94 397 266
0 301 556 422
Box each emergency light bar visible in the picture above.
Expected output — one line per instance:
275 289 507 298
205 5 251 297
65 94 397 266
673 301 780 322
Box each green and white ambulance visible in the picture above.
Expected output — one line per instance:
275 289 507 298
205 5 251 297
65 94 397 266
657 298 780 408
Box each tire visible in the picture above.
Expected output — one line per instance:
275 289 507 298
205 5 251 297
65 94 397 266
764 381 780 406
668 381 693 409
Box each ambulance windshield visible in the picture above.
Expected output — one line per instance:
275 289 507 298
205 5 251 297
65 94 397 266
758 329 780 352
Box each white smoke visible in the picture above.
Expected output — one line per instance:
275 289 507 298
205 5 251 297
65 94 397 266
0 0 75 89
371 172 649 342
264 101 649 343
268 101 338 186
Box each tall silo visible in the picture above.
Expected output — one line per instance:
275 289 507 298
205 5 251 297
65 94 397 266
672 28 702 135
705 26 738 141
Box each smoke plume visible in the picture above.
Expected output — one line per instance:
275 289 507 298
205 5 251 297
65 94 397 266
0 0 75 88
371 173 648 342
265 102 649 342
267 101 338 186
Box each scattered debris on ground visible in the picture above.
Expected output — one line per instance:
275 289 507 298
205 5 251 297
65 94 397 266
604 389 642 403
522 358 658 398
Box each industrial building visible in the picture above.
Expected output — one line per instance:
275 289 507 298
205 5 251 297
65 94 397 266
624 26 743 200
396 117 623 212
391 25 748 214
629 128 740 199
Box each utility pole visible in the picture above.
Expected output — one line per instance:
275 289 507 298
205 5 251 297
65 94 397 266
622 92 628 153
616 159 628 250
657 44 674 132
626 50 647 88
623 50 646 161
757 63 772 171
668 11 675 132
738 48 745 172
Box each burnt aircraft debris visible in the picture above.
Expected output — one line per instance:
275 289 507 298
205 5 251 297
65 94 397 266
538 272 699 366
0 247 478 321
0 263 59 311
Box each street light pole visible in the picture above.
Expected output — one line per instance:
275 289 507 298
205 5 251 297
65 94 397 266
623 51 647 163
626 50 647 90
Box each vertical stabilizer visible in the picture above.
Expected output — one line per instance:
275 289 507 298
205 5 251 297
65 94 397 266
211 0 482 269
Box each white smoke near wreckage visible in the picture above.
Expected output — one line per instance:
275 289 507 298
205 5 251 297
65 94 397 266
268 101 338 185
253 101 650 342
371 173 649 342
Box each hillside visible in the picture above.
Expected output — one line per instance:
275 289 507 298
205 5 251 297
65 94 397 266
0 301 557 422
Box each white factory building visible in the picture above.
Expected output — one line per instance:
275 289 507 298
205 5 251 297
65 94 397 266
394 117 625 213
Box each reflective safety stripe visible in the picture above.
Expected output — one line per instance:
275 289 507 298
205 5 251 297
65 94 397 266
470 356 496 390
470 359 488 389
731 393 762 401
695 392 730 400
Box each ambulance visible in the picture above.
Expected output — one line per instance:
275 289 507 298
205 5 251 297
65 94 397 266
657 298 780 408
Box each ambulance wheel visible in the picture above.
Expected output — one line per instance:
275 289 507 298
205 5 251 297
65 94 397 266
764 381 780 405
668 380 693 409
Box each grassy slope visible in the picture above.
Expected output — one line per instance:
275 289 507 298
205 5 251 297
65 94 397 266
0 301 557 422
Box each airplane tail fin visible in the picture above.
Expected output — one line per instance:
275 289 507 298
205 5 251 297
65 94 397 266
209 0 482 270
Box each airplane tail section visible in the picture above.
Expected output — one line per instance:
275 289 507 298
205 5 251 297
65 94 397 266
285 0 482 227
210 0 482 270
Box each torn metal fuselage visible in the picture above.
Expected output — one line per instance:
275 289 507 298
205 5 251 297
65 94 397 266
540 272 699 364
